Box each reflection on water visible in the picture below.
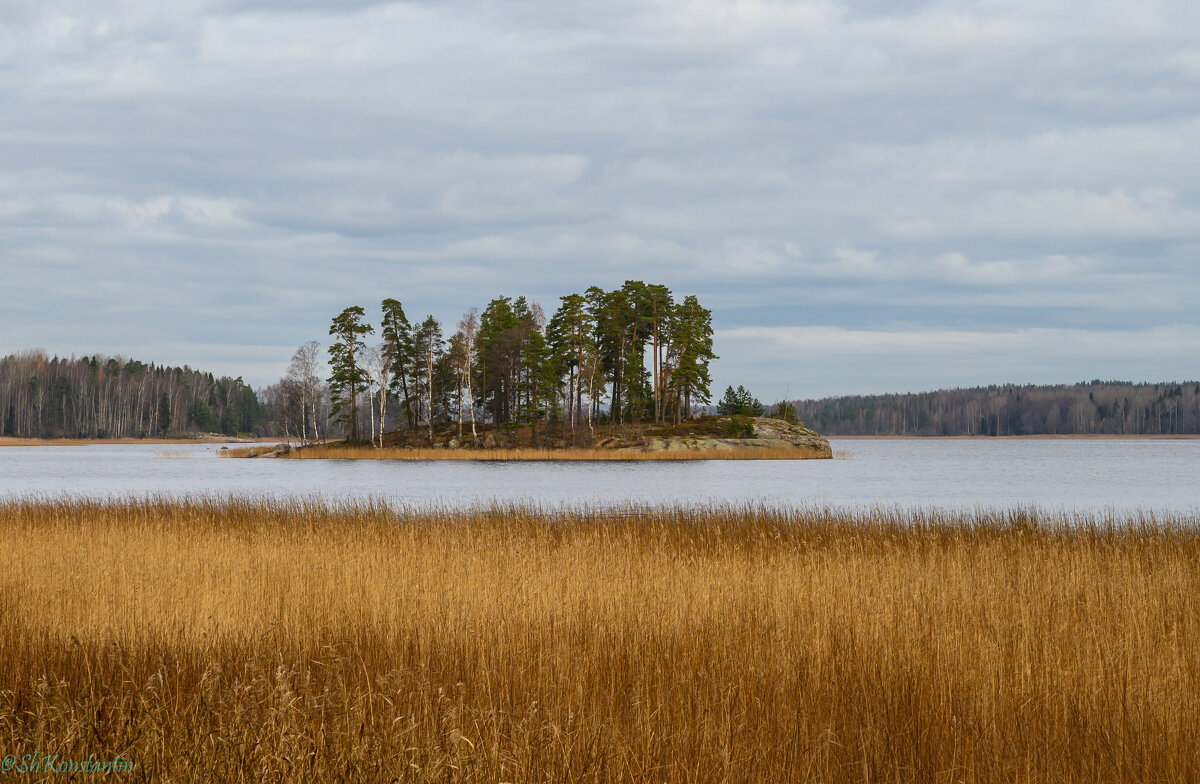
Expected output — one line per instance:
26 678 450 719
1 438 1198 515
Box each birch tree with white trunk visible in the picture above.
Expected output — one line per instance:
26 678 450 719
456 308 479 440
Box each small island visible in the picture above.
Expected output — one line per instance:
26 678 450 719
227 285 834 460
230 413 832 460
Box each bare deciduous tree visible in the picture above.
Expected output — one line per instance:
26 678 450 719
456 308 479 440
287 341 322 443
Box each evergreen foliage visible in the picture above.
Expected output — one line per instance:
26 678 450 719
380 298 416 430
156 393 171 434
725 415 756 438
772 400 798 424
314 282 718 440
718 385 764 417
327 306 374 443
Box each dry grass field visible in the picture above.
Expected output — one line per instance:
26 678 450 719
1 499 1198 782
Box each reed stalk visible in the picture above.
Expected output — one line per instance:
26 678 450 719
1 499 1197 782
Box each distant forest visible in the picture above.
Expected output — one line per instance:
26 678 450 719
0 352 270 439
794 380 1200 437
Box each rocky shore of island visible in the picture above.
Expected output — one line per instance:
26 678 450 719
234 415 832 459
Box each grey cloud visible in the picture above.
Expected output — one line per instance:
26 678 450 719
2 0 1199 398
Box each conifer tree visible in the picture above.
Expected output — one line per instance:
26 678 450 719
772 400 798 424
413 315 444 445
328 306 374 443
547 293 593 434
380 298 416 430
669 295 717 421
156 393 171 434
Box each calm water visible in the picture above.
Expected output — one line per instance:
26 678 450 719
0 439 1197 515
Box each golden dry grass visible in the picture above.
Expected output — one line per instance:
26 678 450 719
1 499 1198 782
251 444 829 460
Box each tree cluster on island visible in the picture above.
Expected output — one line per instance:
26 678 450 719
301 282 718 447
713 385 800 438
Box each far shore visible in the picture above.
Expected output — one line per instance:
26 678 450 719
0 435 262 447
830 434 1200 440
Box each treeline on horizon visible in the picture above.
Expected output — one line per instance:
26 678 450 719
282 281 717 445
795 380 1200 436
0 351 270 439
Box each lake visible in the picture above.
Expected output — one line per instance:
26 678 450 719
1 438 1197 515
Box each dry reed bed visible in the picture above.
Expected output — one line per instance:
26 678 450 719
225 444 829 460
1 499 1198 782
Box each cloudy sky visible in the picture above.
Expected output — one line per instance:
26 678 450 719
3 0 1199 399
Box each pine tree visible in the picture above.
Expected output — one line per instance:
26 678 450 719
642 284 673 423
737 386 764 416
547 293 594 434
669 296 717 421
718 385 762 416
717 386 740 415
413 315 444 445
328 306 374 443
380 298 416 430
477 297 519 425
772 400 798 424
156 393 171 434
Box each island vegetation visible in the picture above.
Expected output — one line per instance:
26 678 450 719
302 282 720 449
225 412 831 460
243 282 833 459
3 498 1197 782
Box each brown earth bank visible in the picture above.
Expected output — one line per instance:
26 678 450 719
0 434 258 447
232 416 832 460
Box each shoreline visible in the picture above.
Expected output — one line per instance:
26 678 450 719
829 434 1200 440
6 433 1197 447
229 443 832 461
0 435 261 447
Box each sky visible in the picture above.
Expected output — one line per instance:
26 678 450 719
2 0 1199 400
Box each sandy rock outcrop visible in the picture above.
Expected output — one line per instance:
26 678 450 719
635 417 831 457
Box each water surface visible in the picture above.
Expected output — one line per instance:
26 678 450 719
1 439 1196 515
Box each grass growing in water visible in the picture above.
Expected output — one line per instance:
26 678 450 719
1 499 1198 782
